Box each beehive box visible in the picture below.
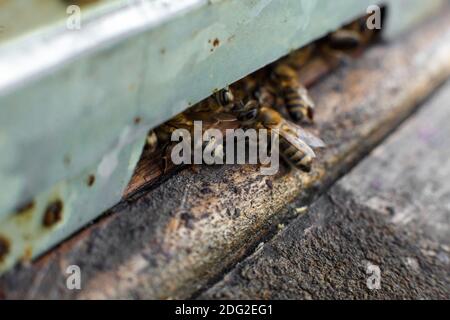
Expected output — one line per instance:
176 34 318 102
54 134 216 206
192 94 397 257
0 0 445 273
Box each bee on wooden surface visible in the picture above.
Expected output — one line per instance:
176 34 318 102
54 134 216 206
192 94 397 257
190 85 236 114
211 83 261 127
216 76 259 106
255 84 278 109
155 113 193 143
320 18 375 64
155 109 238 171
231 99 260 127
328 28 362 51
284 44 316 70
347 18 378 46
225 98 324 172
214 86 234 107
257 106 325 172
191 95 224 113
191 86 238 115
272 64 315 123
151 113 195 171
239 75 259 95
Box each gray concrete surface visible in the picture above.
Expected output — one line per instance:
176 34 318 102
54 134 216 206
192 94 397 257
200 82 450 299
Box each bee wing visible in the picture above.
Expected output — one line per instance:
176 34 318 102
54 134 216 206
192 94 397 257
270 122 316 158
278 128 316 158
282 121 325 148
297 85 316 109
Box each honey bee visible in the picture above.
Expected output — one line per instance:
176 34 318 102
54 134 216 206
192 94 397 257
255 84 278 108
154 108 239 171
204 82 323 172
320 18 375 64
328 28 362 51
346 18 377 46
284 44 315 70
214 86 234 107
217 76 260 105
230 98 324 172
192 85 239 116
190 85 235 114
212 84 260 124
191 95 223 114
239 75 259 95
230 99 260 127
150 113 194 171
155 113 193 143
257 106 325 172
272 64 315 123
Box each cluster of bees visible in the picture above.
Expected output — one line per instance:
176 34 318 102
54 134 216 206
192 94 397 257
146 16 377 173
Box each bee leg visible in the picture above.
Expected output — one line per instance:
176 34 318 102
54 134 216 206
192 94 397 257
298 85 315 122
160 142 174 174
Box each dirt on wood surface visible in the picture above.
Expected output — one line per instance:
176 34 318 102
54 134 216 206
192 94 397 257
340 82 450 246
201 187 450 299
1 10 450 299
201 82 450 299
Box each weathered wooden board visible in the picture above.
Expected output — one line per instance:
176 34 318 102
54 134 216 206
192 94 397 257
1 9 450 299
201 187 450 299
201 82 450 299
339 83 450 246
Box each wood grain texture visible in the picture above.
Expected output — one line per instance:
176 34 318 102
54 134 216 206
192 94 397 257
201 82 450 300
339 82 450 246
1 9 450 299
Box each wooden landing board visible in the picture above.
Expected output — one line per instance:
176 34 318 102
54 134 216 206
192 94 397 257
201 81 450 299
